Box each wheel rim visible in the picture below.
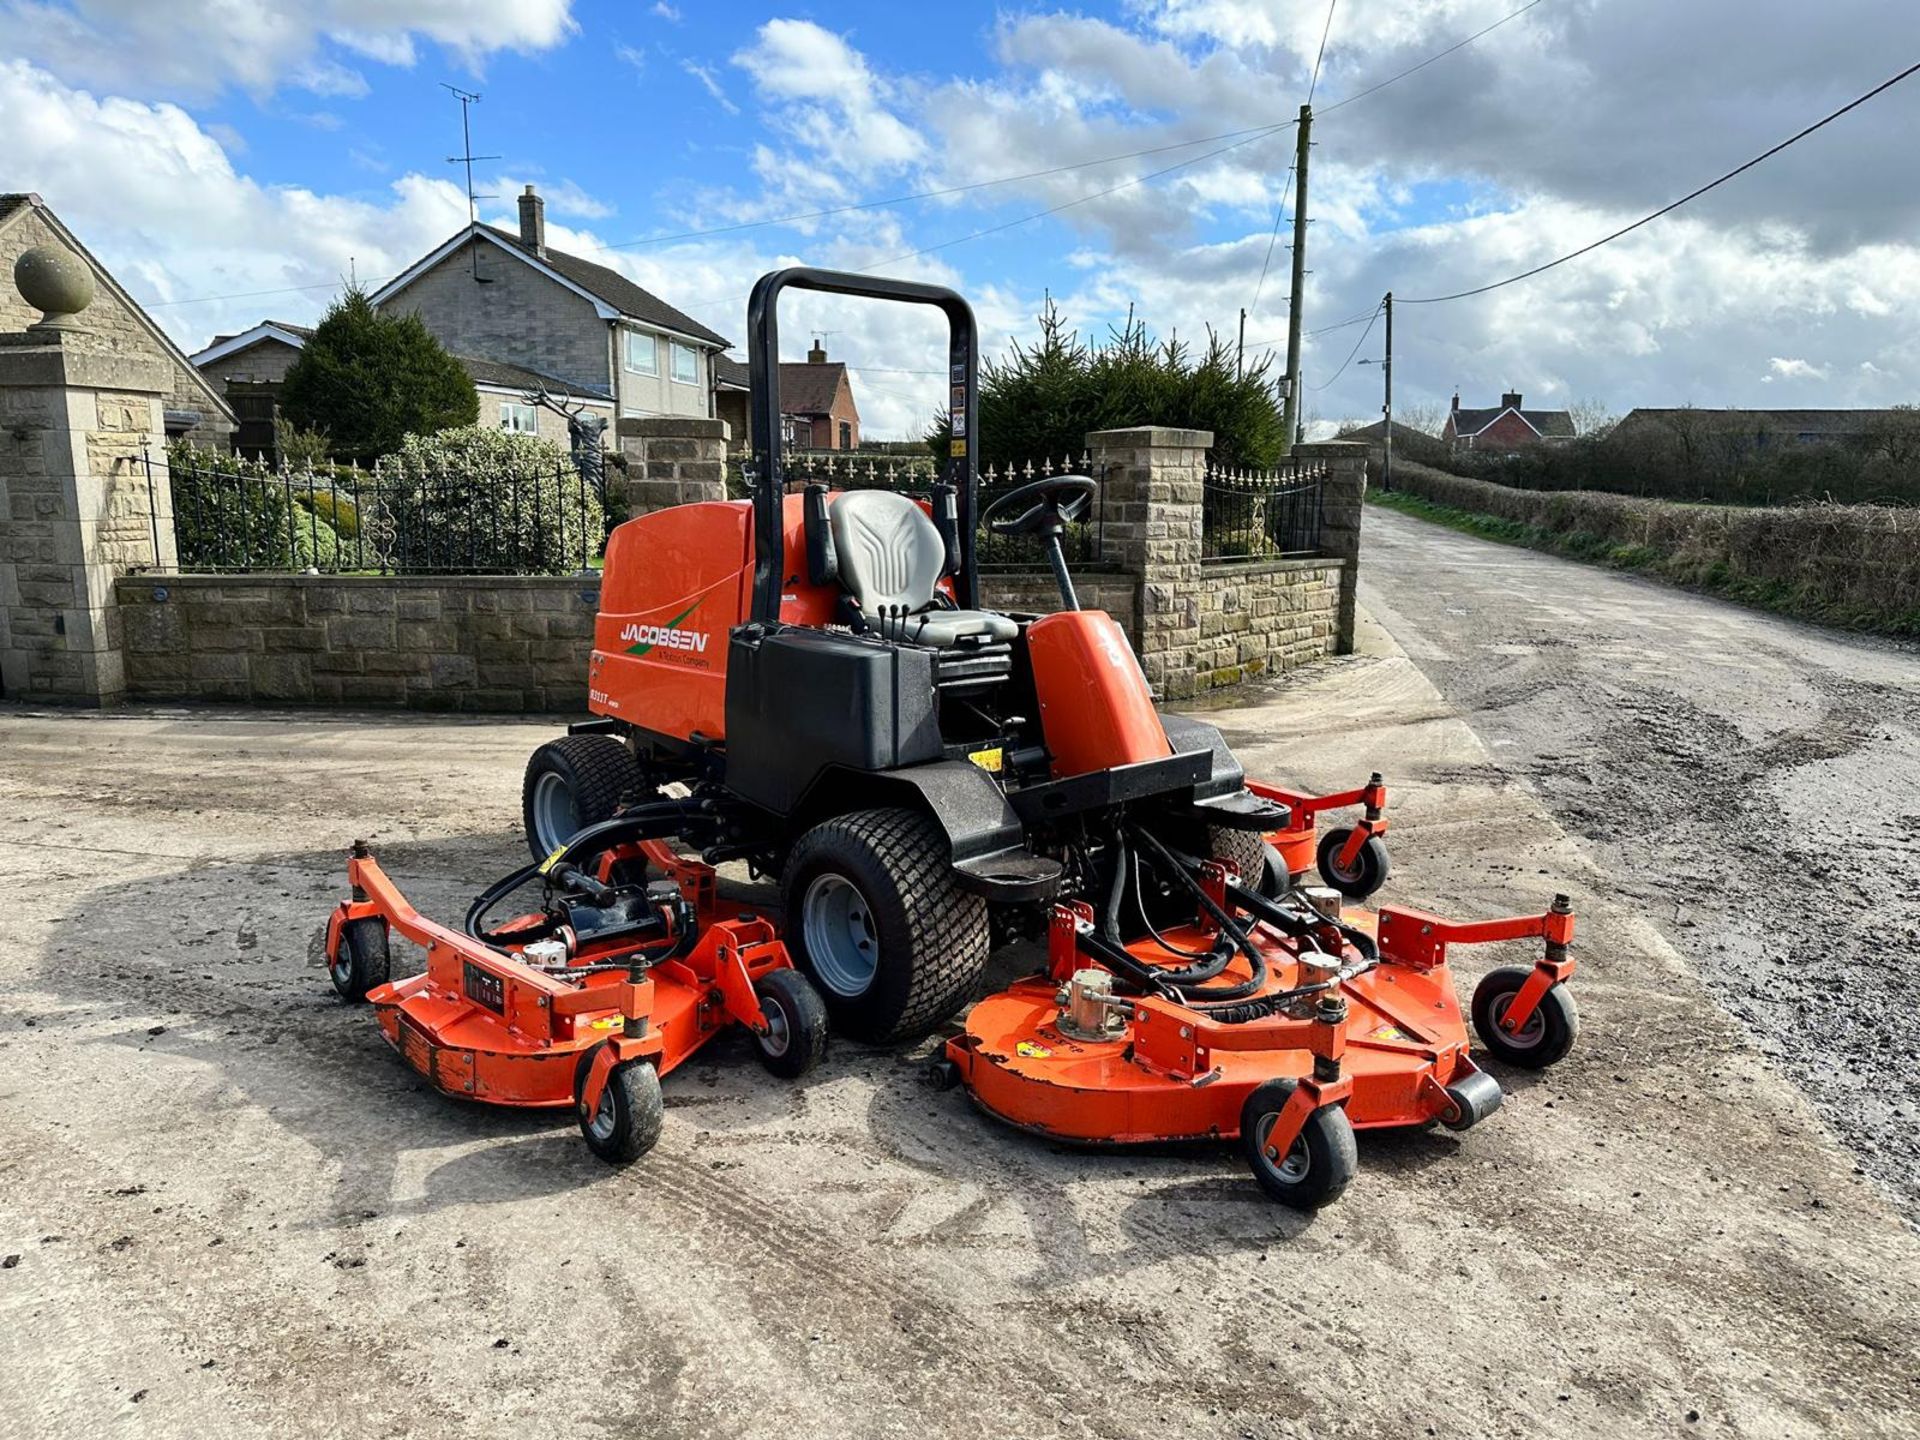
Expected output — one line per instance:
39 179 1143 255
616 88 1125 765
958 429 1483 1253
586 1080 618 1141
1491 992 1545 1048
330 951 350 986
1254 1111 1311 1184
801 873 879 998
758 992 791 1058
1325 840 1360 884
532 771 581 853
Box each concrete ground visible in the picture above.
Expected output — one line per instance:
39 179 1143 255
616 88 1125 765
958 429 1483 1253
2 531 1918 1436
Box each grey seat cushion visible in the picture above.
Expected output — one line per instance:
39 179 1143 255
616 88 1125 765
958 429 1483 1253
829 490 1018 649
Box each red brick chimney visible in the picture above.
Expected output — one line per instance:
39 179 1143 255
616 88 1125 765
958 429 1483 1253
518 185 546 258
1502 390 1523 410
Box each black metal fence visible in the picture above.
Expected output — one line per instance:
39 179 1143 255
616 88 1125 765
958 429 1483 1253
1201 459 1327 561
147 449 605 576
741 450 1117 573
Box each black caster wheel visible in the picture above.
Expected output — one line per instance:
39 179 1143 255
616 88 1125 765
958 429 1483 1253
752 969 830 1080
1472 967 1579 1069
1239 1078 1357 1210
573 1047 664 1165
329 916 390 1003
1439 1070 1505 1131
925 1057 962 1091
1317 828 1391 899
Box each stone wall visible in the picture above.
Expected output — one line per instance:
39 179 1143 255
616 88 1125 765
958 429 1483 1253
615 415 729 514
117 575 600 712
1188 558 1342 687
980 571 1139 636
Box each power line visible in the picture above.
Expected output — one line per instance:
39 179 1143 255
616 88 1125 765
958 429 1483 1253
1310 299 1384 391
1307 0 1339 104
1315 0 1550 120
1401 57 1920 305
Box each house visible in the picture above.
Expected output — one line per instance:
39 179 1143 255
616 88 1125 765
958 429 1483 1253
369 186 729 427
711 340 862 453
1611 408 1909 451
1442 391 1575 452
0 192 235 444
1333 417 1450 467
190 319 613 460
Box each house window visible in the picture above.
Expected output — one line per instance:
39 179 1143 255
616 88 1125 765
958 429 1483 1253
500 402 538 434
671 342 698 385
839 421 852 450
624 331 658 376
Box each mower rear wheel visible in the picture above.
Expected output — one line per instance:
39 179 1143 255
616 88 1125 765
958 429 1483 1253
752 969 830 1079
1317 827 1391 899
1209 830 1288 900
523 735 643 861
1439 1069 1505 1131
782 807 989 1045
573 1049 664 1165
1471 967 1579 1069
1239 1078 1357 1210
329 917 390 1003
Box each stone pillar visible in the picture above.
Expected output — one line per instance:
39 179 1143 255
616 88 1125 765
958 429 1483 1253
614 416 731 518
1293 440 1368 654
0 246 172 705
1085 425 1212 701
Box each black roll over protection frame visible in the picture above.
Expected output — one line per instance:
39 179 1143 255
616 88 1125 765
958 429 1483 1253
745 268 981 625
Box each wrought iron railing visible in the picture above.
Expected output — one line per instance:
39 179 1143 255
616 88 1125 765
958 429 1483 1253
736 450 1116 572
144 449 604 576
1201 459 1327 561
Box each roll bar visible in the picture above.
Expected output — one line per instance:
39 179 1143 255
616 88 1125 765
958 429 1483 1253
745 267 980 623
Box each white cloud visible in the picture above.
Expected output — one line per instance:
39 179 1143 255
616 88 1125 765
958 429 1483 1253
734 20 926 177
681 60 738 115
615 42 645 76
651 2 680 20
0 0 579 100
498 175 613 220
1766 357 1830 382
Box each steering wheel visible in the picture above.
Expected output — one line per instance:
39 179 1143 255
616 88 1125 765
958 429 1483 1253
981 474 1098 537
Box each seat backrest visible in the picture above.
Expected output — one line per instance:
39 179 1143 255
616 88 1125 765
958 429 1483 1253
828 490 948 616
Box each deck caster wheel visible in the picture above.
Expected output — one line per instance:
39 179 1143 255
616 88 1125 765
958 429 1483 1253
329 916 390 1003
573 1048 664 1165
1238 1079 1357 1211
522 735 644 861
1439 1070 1505 1131
752 969 830 1080
1317 828 1390 899
1472 967 1579 1070
925 1057 962 1091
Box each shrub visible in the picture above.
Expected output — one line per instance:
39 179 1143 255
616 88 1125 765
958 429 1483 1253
167 443 343 571
376 426 603 575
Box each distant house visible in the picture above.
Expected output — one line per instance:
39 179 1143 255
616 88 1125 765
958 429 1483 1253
1612 408 1906 450
190 319 612 461
0 192 234 445
369 186 729 425
1333 417 1449 467
711 340 863 454
1442 391 1575 452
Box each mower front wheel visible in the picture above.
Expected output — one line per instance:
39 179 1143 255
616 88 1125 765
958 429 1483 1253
523 735 644 861
1317 827 1390 899
782 808 989 1046
1471 967 1579 1069
329 916 390 1003
573 1048 664 1165
1239 1079 1357 1210
751 969 830 1079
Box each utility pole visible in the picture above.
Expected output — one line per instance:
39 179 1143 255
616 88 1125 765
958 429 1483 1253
1280 103 1312 453
1381 291 1394 492
1236 307 1246 379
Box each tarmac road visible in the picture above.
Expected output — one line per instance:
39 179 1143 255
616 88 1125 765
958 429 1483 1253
1359 505 1920 1221
2 578 1918 1436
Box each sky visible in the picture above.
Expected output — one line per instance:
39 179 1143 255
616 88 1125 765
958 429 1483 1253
2 0 1916 440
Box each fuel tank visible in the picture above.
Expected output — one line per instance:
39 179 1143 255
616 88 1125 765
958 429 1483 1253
1026 611 1172 777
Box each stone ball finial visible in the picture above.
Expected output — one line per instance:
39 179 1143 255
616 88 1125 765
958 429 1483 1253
15 244 96 331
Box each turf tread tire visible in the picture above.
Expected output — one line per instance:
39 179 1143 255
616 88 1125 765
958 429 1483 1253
782 807 989 1045
522 735 643 860
330 917 390 1003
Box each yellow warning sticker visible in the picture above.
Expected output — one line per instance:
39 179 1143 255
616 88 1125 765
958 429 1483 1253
969 747 1004 773
950 438 968 457
537 843 569 876
1016 1040 1052 1059
1371 1024 1410 1041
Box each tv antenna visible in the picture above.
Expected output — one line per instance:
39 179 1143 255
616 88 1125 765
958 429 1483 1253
442 83 500 280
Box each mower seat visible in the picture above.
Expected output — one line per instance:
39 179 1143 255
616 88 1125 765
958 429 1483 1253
829 490 1019 648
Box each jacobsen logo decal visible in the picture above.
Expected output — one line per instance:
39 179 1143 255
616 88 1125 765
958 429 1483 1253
621 602 708 656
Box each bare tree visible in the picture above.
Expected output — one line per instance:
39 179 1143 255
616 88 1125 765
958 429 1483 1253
1399 401 1445 436
1568 397 1617 437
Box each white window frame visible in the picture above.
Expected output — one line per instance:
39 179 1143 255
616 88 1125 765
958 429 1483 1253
500 401 539 434
624 330 659 376
670 341 698 385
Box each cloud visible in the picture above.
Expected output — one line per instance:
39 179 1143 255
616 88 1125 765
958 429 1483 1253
734 19 926 177
1766 357 1830 382
651 2 680 20
615 42 645 76
681 60 738 115
499 175 613 220
0 0 579 100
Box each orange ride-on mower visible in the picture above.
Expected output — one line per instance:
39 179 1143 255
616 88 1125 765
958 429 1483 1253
324 818 828 1163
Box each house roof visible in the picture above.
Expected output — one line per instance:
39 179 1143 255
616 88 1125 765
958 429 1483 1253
1335 418 1435 445
1450 405 1576 440
190 318 610 402
0 192 236 425
713 355 749 391
778 360 856 418
1618 407 1899 433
